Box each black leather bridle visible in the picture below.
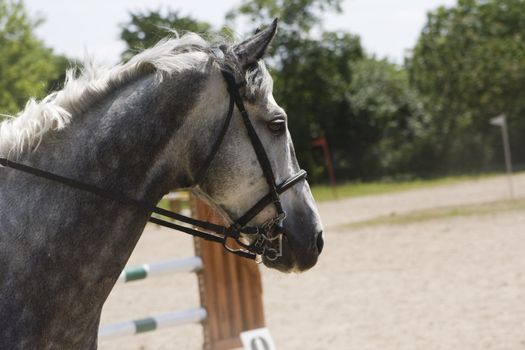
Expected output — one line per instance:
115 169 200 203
0 68 307 261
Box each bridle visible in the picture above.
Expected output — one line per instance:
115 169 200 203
192 68 307 260
0 65 307 261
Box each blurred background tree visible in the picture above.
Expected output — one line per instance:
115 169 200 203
269 32 364 180
347 58 428 179
407 0 525 175
120 9 215 62
226 0 425 181
0 0 67 118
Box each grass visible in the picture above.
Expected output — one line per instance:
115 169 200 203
157 172 521 210
310 172 517 202
347 197 525 229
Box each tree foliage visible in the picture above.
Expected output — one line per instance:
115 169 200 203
348 58 428 178
226 0 342 63
407 0 525 173
227 0 342 34
227 0 424 181
120 9 215 61
117 0 525 182
272 32 363 180
0 0 63 116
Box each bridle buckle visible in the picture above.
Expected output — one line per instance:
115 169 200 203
261 233 283 261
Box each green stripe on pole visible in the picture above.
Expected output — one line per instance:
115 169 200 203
124 266 147 282
134 317 157 333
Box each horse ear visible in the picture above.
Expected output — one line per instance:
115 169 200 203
232 18 278 69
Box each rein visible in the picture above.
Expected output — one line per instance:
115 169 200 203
0 69 307 261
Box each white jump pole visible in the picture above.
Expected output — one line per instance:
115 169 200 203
99 308 207 339
116 256 203 284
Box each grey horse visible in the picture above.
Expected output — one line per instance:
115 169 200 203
0 21 323 349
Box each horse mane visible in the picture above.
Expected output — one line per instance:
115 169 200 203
0 30 274 159
0 32 215 158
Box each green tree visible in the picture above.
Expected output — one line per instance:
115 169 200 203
228 0 364 182
349 58 429 178
228 0 427 181
226 0 343 62
118 2 429 182
272 32 364 180
226 0 342 32
407 0 525 173
0 0 63 116
120 9 214 61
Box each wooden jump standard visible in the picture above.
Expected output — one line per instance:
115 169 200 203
98 195 266 349
191 196 266 350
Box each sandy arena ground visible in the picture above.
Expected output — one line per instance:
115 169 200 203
99 173 525 350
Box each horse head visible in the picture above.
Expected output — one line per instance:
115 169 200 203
191 20 324 272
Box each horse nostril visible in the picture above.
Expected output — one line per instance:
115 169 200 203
316 231 324 254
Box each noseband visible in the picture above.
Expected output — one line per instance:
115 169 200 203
0 69 307 261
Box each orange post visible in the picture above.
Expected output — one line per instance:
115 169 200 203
190 197 265 350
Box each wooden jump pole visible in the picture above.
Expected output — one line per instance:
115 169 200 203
188 197 266 350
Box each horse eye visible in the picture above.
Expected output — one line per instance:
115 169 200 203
268 119 286 134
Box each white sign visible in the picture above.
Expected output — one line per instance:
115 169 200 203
490 114 506 126
240 328 276 350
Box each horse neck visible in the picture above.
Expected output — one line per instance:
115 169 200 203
32 71 208 200
0 70 208 347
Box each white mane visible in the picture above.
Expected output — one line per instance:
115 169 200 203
0 33 211 158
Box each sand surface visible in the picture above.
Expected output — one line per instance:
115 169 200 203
99 173 525 350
